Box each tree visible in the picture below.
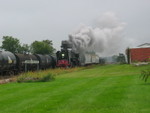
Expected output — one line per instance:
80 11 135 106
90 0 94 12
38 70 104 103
117 53 126 64
43 40 53 46
20 44 31 54
42 40 56 53
1 36 22 53
31 40 55 54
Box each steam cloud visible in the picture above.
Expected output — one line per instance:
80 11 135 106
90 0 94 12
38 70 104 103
68 12 126 56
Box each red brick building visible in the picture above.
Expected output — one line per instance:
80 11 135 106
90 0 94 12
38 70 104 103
127 43 150 64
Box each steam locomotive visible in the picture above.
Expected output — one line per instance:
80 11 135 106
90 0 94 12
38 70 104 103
0 51 56 75
56 40 100 67
56 49 80 67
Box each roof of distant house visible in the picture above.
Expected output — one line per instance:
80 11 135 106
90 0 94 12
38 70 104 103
131 43 150 49
138 43 150 47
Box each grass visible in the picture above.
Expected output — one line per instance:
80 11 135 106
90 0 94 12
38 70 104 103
0 64 150 113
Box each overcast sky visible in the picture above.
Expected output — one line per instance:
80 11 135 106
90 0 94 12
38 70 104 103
0 0 150 52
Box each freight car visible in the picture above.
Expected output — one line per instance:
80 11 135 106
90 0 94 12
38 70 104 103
0 51 17 75
0 51 55 75
15 53 39 72
79 52 100 66
35 54 56 69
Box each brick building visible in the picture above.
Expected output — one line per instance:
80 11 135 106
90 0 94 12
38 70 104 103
126 43 150 64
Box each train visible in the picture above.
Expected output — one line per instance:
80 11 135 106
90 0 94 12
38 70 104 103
0 40 101 75
0 51 56 75
0 50 100 75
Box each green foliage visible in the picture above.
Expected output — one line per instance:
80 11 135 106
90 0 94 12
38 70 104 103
42 39 53 46
31 40 55 54
19 44 30 54
112 55 118 62
0 36 31 53
0 36 55 54
141 69 150 82
1 36 21 53
117 53 126 64
17 72 55 83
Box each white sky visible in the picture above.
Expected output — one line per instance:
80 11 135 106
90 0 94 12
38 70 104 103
0 0 150 51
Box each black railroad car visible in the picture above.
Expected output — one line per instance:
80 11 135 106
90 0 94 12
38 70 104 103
45 55 52 68
50 55 56 68
35 54 47 69
15 53 39 72
0 51 17 75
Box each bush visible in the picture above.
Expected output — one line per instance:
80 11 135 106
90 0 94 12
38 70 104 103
40 73 55 82
141 69 150 82
17 72 55 83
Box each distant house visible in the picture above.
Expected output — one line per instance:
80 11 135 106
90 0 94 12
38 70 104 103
126 43 150 64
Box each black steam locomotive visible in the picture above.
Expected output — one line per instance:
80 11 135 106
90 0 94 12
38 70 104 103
56 41 100 67
56 49 80 67
0 51 56 75
56 41 80 67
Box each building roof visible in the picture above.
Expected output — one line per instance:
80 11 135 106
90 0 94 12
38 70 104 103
131 43 150 49
138 43 150 48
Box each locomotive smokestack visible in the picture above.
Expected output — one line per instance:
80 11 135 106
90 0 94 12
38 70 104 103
61 40 72 50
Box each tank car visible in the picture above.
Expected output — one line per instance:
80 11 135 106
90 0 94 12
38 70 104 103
44 55 52 68
15 53 39 72
0 51 17 75
44 54 56 69
50 55 56 68
34 54 46 70
34 54 50 69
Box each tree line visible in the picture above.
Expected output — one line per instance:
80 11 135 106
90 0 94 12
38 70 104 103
0 36 56 54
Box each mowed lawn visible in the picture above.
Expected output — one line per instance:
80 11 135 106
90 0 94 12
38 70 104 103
0 64 150 113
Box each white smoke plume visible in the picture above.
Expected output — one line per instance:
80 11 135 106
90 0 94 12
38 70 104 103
69 12 126 56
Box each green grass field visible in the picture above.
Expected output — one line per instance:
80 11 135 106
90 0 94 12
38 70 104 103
0 64 150 113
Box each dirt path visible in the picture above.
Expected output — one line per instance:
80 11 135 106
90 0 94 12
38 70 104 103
0 76 17 84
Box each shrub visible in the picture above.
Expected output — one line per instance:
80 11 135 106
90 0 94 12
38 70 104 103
141 69 150 82
40 73 55 82
17 72 55 83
